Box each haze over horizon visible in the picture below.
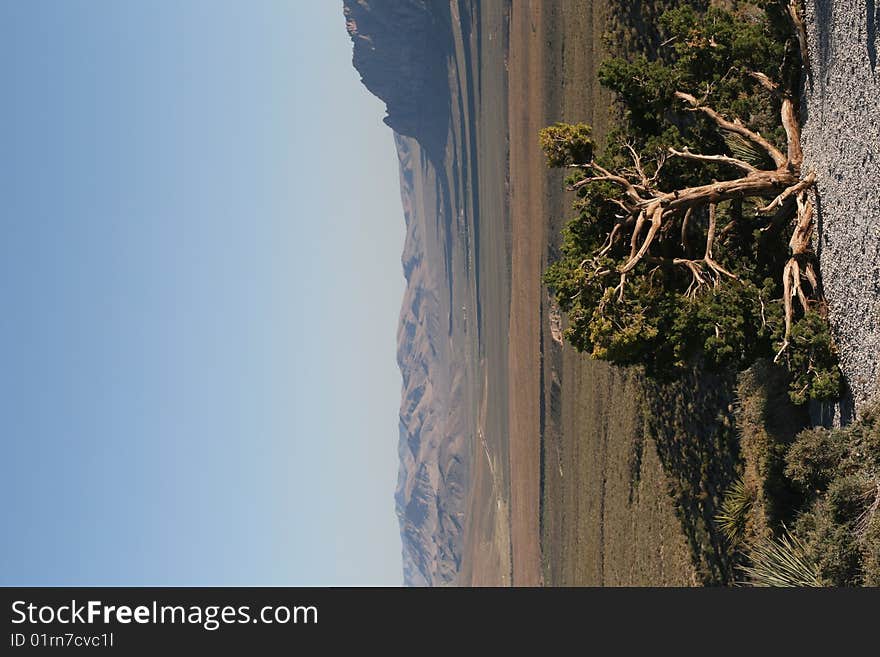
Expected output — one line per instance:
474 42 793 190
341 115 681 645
1 1 406 585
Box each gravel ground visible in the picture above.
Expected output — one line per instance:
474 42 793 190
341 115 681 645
801 0 880 413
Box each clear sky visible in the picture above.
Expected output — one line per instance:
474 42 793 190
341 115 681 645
0 1 405 585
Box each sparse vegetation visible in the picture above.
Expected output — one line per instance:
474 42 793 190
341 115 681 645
538 0 876 588
729 387 880 586
780 406 880 586
641 369 741 583
538 1 714 587
539 0 880 587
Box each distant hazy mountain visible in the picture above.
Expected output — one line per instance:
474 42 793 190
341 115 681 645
344 0 468 586
344 0 452 156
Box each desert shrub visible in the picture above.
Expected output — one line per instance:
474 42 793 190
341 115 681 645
863 512 880 586
539 123 594 168
792 500 864 586
784 427 850 490
784 310 842 405
765 405 880 586
716 478 756 545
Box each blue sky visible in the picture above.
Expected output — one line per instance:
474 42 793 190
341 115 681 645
0 1 405 585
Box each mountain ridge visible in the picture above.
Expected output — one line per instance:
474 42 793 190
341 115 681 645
344 0 471 586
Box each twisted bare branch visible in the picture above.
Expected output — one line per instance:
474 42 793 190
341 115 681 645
674 91 787 168
668 146 758 173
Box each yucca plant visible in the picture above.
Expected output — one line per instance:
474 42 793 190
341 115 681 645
715 478 755 545
740 529 823 587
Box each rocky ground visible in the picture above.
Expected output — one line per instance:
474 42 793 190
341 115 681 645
802 0 880 413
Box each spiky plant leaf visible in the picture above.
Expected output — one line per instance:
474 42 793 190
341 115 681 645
740 529 823 587
722 131 771 168
715 478 755 545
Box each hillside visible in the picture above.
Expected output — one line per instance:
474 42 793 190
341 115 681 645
345 0 492 586
344 0 880 586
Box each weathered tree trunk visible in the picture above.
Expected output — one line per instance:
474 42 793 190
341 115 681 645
568 2 819 350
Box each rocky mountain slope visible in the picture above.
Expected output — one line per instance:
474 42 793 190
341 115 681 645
393 134 469 586
344 0 452 156
345 0 477 586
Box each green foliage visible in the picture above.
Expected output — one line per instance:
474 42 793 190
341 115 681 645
732 391 879 587
600 3 763 169
669 278 781 370
785 406 880 494
716 478 756 545
783 427 849 490
782 310 842 404
775 406 880 586
792 498 866 586
597 3 790 169
541 1 841 404
864 511 880 586
538 123 594 168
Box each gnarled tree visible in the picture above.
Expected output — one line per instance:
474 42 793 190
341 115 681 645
542 0 839 403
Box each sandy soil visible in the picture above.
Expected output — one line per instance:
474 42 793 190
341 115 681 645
506 0 547 587
506 0 699 586
458 0 513 587
462 0 704 586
